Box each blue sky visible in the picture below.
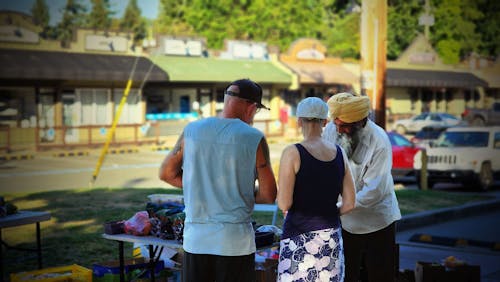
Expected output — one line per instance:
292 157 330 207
0 0 160 26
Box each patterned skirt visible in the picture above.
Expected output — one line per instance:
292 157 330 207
277 227 344 282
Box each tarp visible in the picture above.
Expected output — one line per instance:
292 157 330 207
152 55 292 85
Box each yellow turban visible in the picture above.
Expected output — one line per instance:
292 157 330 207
327 92 370 123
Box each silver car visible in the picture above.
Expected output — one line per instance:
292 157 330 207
393 112 462 135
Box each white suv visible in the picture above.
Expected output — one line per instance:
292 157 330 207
413 126 500 190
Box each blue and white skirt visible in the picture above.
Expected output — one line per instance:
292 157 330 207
277 227 344 282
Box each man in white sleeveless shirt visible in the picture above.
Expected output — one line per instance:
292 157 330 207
159 78 277 282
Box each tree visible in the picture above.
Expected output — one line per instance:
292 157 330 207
430 0 483 64
387 0 422 60
31 0 54 39
87 0 113 31
474 0 500 58
152 0 498 61
324 12 361 58
57 0 87 47
157 0 194 36
180 0 325 51
120 0 147 43
31 0 49 27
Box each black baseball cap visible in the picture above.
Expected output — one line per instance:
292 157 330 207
225 78 269 110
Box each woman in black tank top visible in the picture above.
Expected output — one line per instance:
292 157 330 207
276 97 355 282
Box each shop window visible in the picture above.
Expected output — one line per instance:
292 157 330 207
409 89 418 111
146 95 167 114
77 88 112 125
0 88 35 127
38 90 55 128
180 96 190 113
62 91 79 142
113 88 141 124
464 90 480 102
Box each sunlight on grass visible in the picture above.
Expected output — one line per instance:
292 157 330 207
3 225 39 244
11 199 48 210
59 219 96 229
1 186 492 279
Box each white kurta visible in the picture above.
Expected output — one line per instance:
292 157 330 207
323 120 401 234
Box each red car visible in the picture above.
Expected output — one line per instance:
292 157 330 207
387 131 421 178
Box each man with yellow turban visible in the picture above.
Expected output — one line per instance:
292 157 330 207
323 92 401 282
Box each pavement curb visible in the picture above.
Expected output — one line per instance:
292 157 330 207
0 154 34 161
52 151 90 157
108 148 139 154
151 145 171 151
397 198 500 232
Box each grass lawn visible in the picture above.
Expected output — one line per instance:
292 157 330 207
2 187 491 279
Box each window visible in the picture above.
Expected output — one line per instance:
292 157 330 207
391 134 412 147
38 90 55 128
436 132 489 148
430 114 442 121
494 132 500 149
113 88 141 124
414 113 428 121
77 89 111 125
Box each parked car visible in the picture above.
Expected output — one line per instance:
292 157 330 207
461 101 500 126
410 125 449 149
387 131 421 177
413 126 500 190
392 112 462 135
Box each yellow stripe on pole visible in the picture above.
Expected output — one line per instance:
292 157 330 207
90 79 133 187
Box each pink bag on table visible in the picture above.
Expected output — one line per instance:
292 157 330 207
124 211 152 236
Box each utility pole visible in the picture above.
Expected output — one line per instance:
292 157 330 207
360 0 387 128
419 0 434 40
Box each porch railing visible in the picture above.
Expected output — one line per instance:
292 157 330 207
0 119 285 152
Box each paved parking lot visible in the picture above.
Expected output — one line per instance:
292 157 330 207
0 142 292 194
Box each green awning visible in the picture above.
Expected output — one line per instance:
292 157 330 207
152 55 292 85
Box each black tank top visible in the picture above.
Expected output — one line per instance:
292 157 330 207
282 143 344 239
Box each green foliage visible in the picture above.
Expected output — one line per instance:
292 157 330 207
31 0 49 29
436 39 461 64
474 0 500 57
387 0 422 60
57 0 87 46
31 0 58 40
430 0 483 64
120 0 147 43
2 187 490 275
157 0 194 36
87 0 113 31
22 0 500 60
325 13 361 58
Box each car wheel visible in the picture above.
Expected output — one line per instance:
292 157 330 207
471 116 485 126
479 163 493 191
396 125 406 135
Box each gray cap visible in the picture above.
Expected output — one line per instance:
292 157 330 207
296 97 328 120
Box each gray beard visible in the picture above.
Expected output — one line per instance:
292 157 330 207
337 134 354 158
337 130 362 159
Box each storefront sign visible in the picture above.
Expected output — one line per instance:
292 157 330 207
220 40 268 60
296 48 325 61
85 34 128 52
0 26 39 43
409 52 435 65
164 38 203 56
